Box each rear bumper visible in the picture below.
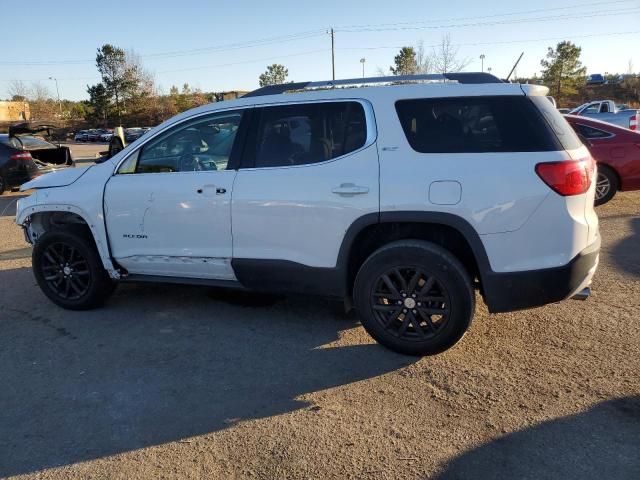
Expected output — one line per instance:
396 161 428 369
482 234 601 313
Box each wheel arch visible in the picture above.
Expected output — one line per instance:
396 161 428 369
338 211 492 297
19 204 119 278
596 162 621 191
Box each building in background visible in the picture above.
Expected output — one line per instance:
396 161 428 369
0 101 30 123
215 91 250 102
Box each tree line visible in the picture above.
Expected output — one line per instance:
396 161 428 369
4 38 638 128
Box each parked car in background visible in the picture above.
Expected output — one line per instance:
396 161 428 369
0 124 73 194
586 74 605 85
558 108 571 114
124 127 146 143
565 114 640 205
74 130 89 142
569 100 639 130
99 130 113 142
87 130 100 142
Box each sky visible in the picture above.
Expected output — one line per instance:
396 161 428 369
0 0 638 101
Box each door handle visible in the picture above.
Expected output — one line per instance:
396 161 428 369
331 183 369 196
197 185 225 196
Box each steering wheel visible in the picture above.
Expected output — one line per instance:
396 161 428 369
178 153 201 172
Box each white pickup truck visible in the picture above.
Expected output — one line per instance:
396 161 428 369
569 100 638 130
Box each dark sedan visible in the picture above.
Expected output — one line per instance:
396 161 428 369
0 125 73 194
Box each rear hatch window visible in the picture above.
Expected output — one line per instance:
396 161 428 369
395 95 578 153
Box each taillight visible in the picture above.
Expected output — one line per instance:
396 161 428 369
535 157 595 196
630 114 637 131
10 152 32 162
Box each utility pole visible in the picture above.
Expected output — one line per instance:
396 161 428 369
331 28 335 81
479 54 485 73
49 76 62 117
360 58 366 78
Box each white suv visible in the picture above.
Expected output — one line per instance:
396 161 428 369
15 73 600 355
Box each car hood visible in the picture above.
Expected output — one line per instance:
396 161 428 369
20 165 92 191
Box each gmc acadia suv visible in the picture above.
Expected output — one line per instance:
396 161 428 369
15 73 600 355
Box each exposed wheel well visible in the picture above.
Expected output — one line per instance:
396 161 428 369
28 211 93 244
345 222 481 295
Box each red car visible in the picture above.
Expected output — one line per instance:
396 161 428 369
565 114 640 205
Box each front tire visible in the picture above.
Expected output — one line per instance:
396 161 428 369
32 229 116 310
354 240 475 356
595 165 618 206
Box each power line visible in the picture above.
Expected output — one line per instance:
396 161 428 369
154 49 327 74
0 30 327 66
336 0 636 29
0 49 329 82
2 27 636 84
337 8 638 32
336 30 640 51
1 1 636 66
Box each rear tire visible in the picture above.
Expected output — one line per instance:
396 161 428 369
595 165 618 206
0 174 6 195
32 229 116 310
354 240 474 356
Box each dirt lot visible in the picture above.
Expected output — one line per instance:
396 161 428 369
0 161 638 479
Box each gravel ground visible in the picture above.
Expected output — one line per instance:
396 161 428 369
0 183 638 479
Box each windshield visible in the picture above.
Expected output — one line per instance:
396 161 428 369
569 103 588 114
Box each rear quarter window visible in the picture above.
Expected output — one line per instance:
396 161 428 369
395 96 574 153
529 96 582 150
11 136 56 150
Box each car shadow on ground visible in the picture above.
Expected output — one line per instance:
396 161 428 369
434 396 640 480
0 267 415 477
610 217 640 278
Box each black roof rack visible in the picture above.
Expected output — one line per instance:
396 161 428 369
244 72 503 98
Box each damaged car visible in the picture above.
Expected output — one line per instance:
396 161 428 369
0 123 73 194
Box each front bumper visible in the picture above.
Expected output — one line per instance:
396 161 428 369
482 235 601 313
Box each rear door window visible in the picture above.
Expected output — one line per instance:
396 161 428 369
395 96 578 153
246 101 367 168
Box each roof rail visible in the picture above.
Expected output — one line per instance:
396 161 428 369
244 72 503 98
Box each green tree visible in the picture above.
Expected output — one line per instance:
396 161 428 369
259 64 289 86
95 44 138 124
86 83 110 124
390 47 418 75
540 41 586 102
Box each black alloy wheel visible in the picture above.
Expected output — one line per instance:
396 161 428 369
354 240 474 356
40 242 92 300
371 267 451 341
33 228 116 310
